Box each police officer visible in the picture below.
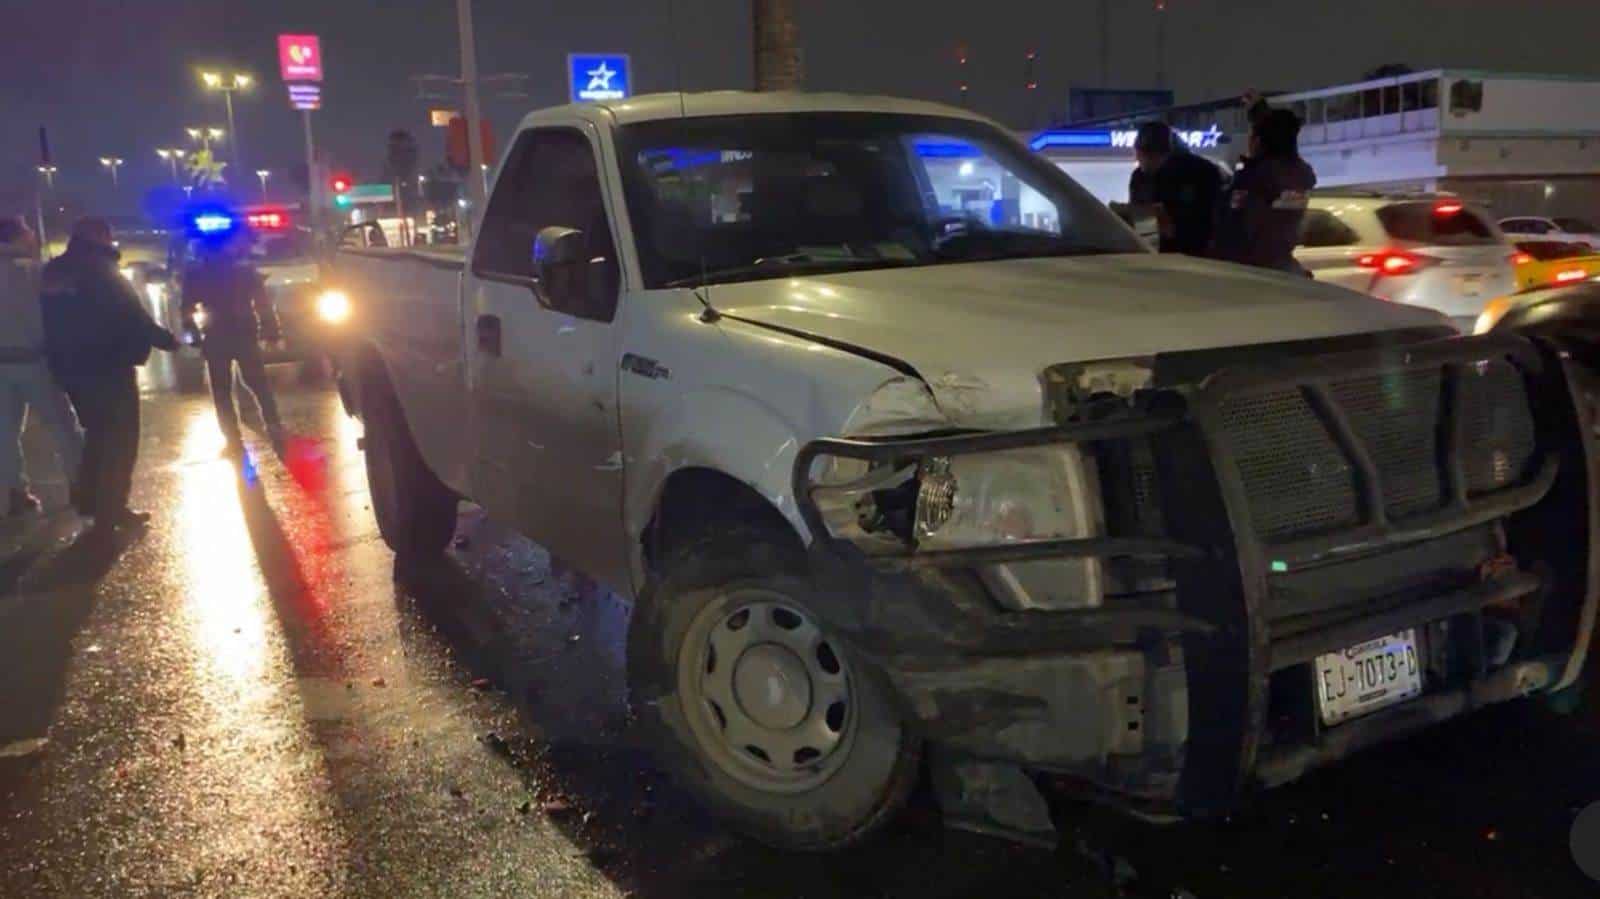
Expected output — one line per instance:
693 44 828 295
1211 95 1317 274
40 218 179 531
181 230 286 458
1129 122 1224 257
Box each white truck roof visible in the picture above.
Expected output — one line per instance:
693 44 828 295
519 90 1004 131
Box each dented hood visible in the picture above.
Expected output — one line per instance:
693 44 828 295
708 253 1449 426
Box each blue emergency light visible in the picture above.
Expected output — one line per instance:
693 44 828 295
182 203 242 242
193 213 235 235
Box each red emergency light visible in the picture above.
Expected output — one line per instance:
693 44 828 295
247 210 289 231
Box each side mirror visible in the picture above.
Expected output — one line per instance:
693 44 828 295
531 226 586 308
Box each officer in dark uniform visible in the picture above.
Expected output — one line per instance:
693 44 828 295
181 231 286 457
40 218 179 531
1211 98 1317 274
1128 122 1224 257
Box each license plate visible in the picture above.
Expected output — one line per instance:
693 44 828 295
1457 274 1485 297
1315 629 1423 725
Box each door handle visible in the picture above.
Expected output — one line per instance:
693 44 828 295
476 314 502 356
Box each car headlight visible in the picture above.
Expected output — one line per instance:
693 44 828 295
316 289 352 324
812 445 1103 611
1474 296 1512 335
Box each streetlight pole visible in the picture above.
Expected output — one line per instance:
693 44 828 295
156 148 185 182
456 0 487 242
202 72 253 175
99 156 124 187
187 127 225 152
256 169 271 200
34 165 56 261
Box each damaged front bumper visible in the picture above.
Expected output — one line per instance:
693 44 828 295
792 333 1600 836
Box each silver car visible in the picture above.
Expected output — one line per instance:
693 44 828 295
1296 194 1517 330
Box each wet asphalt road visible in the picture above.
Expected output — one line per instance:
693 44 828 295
0 368 1597 898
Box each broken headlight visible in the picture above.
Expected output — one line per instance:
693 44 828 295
812 446 1104 611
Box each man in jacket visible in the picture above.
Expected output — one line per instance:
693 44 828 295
180 232 285 457
1211 95 1317 274
1128 122 1224 257
40 218 178 531
0 218 83 517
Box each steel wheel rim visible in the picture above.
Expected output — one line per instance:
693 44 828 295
678 588 856 794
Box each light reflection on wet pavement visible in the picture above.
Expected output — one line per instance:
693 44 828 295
0 372 1596 898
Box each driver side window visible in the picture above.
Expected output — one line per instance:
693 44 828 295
473 128 621 322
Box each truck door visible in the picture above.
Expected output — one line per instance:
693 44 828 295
464 124 630 592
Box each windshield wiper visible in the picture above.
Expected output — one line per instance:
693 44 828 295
665 255 919 288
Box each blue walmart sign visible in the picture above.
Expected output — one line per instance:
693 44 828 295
569 53 631 103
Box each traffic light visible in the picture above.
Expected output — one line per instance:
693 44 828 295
330 173 353 208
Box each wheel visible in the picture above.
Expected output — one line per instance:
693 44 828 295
362 376 457 560
632 524 920 850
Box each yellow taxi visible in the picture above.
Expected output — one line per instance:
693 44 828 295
1511 240 1600 292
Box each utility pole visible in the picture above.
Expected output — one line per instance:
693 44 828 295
1099 0 1111 88
1155 0 1168 88
456 0 487 241
752 0 802 91
35 128 52 260
303 111 322 241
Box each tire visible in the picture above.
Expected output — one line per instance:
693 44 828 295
362 375 457 560
632 523 921 851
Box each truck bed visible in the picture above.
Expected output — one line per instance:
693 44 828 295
333 246 473 494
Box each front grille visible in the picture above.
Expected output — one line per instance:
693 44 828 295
1215 357 1538 545
1460 360 1539 496
1217 389 1359 543
1330 368 1444 520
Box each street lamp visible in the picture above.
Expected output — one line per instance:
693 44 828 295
255 169 271 199
200 70 252 172
156 148 186 182
99 156 125 187
186 126 226 151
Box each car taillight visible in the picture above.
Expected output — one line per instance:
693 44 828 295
1434 200 1464 216
1357 250 1430 276
1510 252 1534 266
1555 268 1588 284
247 211 288 231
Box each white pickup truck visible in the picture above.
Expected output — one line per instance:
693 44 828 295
331 92 1598 850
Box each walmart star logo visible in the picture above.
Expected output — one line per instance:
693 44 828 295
585 62 617 93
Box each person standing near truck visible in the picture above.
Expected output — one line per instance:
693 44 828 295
1211 95 1317 274
40 218 179 531
180 232 286 458
0 217 83 517
1128 122 1224 257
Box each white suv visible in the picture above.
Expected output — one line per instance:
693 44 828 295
1498 215 1600 249
1296 195 1517 329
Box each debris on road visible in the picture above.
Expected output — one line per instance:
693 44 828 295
542 798 575 818
480 731 512 758
371 677 387 688
172 732 186 752
0 737 49 759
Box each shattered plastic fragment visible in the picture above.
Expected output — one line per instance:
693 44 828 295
0 738 49 759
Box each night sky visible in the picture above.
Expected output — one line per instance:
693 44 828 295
3 0 1597 216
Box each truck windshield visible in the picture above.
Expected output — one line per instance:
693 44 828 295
616 113 1144 288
